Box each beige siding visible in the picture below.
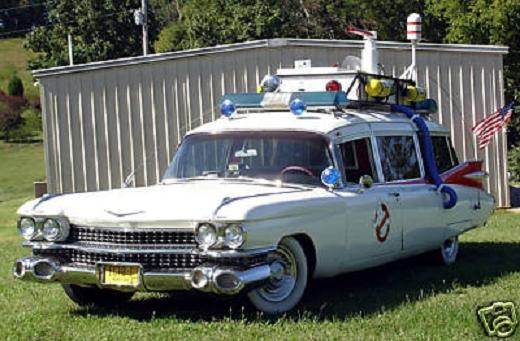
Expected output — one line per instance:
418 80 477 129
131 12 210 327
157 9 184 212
34 39 510 207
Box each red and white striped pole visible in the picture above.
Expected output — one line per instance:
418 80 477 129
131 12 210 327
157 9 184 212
407 13 422 81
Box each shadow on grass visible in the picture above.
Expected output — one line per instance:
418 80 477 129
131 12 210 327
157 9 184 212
70 241 520 322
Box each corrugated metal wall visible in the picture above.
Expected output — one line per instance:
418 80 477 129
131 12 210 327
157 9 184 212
34 39 510 206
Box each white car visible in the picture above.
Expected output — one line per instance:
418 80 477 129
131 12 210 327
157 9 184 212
13 66 494 314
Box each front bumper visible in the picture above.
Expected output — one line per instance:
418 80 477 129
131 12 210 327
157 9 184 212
14 242 277 295
13 255 275 295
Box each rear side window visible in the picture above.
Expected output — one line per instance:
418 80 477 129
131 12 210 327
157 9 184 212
419 136 459 173
376 136 421 182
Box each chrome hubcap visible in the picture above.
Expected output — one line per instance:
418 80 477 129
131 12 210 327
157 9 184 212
258 244 297 303
442 237 458 260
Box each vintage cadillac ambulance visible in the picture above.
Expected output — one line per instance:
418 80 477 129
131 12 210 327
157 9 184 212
13 32 494 314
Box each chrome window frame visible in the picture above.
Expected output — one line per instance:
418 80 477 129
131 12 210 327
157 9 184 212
372 132 425 184
335 136 379 186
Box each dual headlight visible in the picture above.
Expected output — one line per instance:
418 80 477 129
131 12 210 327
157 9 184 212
18 217 70 242
195 223 245 250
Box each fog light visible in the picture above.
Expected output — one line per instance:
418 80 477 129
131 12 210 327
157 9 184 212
191 269 209 289
18 218 36 241
34 261 56 278
215 272 241 290
14 261 25 278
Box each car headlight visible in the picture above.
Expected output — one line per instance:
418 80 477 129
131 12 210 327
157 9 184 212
18 217 36 240
42 218 64 241
223 224 245 249
195 223 217 249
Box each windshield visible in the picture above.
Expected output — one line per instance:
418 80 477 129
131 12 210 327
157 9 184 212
163 132 333 186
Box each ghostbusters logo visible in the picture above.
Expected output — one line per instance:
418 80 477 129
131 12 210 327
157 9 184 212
373 202 391 242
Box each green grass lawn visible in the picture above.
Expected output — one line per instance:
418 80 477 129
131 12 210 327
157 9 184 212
0 141 519 339
0 38 39 98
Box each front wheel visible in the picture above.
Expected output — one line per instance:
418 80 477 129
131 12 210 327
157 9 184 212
62 284 134 307
247 237 308 315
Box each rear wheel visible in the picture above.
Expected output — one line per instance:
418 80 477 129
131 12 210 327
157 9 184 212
435 236 459 265
62 284 134 307
247 237 308 314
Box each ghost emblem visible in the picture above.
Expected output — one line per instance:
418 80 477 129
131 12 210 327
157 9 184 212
373 202 391 242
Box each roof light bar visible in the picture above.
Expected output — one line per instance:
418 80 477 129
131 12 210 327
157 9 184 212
220 91 348 110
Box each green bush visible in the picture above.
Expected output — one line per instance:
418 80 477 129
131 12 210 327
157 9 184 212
2 109 42 142
21 108 42 133
7 75 24 97
508 145 520 183
0 105 23 141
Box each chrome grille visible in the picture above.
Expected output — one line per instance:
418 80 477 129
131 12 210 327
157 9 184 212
69 226 196 245
34 249 267 270
68 249 202 269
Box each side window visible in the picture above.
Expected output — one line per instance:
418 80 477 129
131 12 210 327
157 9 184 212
419 135 459 173
376 135 421 182
447 137 459 166
339 137 377 183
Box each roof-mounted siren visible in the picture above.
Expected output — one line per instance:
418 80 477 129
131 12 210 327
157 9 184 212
401 13 422 81
345 26 379 74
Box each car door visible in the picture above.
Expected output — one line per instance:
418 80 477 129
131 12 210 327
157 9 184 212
335 136 403 268
375 133 445 253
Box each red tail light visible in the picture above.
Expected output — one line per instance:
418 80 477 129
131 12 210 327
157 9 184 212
326 80 342 92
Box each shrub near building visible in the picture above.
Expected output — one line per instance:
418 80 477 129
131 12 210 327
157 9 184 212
7 75 24 97
0 76 41 142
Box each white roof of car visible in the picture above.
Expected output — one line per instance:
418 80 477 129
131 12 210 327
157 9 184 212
188 109 449 136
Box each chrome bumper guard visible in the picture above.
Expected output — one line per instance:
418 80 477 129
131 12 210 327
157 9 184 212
13 256 275 295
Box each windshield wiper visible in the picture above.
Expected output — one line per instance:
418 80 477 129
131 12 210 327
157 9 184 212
228 176 317 190
201 170 222 177
161 176 221 184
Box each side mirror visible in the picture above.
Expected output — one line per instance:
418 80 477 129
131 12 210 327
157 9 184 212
321 167 340 190
359 175 374 189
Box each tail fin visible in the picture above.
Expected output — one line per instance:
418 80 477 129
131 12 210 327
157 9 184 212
442 161 487 189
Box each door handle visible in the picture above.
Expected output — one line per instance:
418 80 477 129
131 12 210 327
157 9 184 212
388 192 400 197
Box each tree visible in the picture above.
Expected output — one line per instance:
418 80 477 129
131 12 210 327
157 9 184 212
0 1 47 37
154 21 188 53
25 0 160 69
153 0 447 54
426 0 520 147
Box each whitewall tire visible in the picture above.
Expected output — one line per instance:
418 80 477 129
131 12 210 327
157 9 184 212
247 237 308 315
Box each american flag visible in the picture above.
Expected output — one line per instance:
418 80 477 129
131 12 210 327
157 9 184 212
472 101 515 149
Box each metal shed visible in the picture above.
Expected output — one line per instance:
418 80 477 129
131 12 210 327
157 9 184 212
33 38 510 207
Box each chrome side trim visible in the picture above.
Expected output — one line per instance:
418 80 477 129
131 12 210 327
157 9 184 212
24 241 276 258
464 171 489 180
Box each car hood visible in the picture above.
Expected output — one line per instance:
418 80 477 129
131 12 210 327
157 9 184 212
17 180 323 227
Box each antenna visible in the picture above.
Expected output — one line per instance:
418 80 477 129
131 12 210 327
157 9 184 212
401 13 422 81
346 26 378 74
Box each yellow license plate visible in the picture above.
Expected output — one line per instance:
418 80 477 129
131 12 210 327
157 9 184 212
101 265 140 287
